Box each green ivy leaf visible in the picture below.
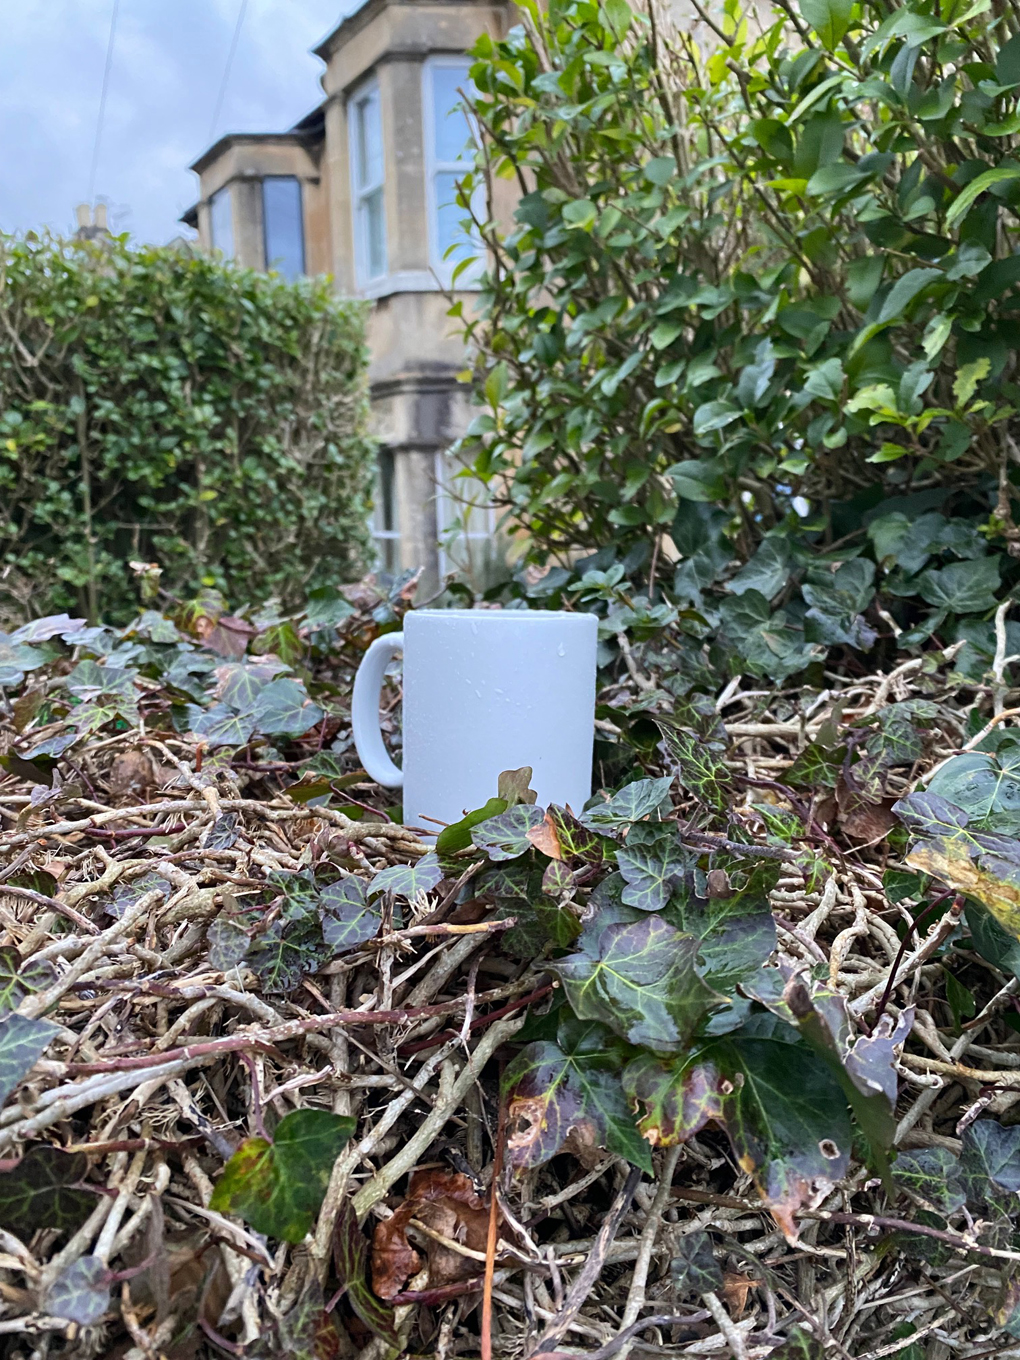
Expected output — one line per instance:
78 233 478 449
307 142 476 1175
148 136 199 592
209 1108 356 1243
252 678 324 738
622 1051 724 1146
0 1145 95 1237
190 703 257 748
669 1230 724 1294
580 776 673 833
471 804 547 860
552 916 727 1052
0 946 54 1015
368 852 443 900
893 1147 965 1215
926 744 1020 833
616 842 687 912
320 877 382 950
0 1013 58 1107
960 1119 1020 1203
917 559 1000 614
657 721 732 811
503 1016 652 1172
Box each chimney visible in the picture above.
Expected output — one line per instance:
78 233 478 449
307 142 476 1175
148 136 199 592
75 204 92 230
94 203 108 231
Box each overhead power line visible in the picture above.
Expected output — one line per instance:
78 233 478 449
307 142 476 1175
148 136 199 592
208 0 250 146
87 0 121 206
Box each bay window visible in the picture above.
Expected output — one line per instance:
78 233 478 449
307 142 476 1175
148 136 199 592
423 57 481 282
262 176 305 279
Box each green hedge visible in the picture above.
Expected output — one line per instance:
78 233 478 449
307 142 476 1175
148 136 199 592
458 0 1020 693
0 233 375 623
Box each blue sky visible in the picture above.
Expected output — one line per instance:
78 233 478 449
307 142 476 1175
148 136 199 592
0 1 353 244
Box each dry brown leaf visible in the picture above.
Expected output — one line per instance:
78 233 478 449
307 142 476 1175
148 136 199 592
371 1170 490 1300
526 811 563 860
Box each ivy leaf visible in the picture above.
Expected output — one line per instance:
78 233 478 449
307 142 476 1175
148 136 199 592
332 1200 399 1347
960 1119 1020 1203
657 722 732 811
217 662 284 711
892 1147 965 1215
580 776 673 833
926 746 1020 834
670 1230 724 1295
48 1256 110 1325
436 798 509 856
0 946 54 1015
320 877 382 951
503 1016 652 1172
552 917 727 1053
248 893 325 993
207 906 251 972
895 791 1020 939
0 1145 95 1237
616 843 688 912
666 886 777 993
546 807 602 862
622 1051 725 1146
252 678 324 738
471 804 547 860
190 703 258 749
368 852 443 900
769 1329 827 1359
209 1108 356 1243
917 559 1000 614
0 1013 58 1107
715 1033 853 1239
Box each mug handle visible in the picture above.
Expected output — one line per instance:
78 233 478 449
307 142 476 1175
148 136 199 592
351 631 404 789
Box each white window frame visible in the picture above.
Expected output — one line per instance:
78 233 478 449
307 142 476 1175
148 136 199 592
370 447 401 574
422 56 484 287
348 77 387 287
435 448 497 580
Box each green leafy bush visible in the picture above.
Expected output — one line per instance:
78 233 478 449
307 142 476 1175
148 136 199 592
0 232 375 624
459 0 1020 690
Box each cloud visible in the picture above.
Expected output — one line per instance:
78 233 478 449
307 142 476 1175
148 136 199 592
0 0 346 244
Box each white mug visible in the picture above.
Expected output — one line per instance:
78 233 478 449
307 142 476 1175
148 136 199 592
351 609 598 828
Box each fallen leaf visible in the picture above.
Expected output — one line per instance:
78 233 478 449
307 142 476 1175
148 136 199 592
371 1170 490 1300
722 1270 757 1317
527 810 564 860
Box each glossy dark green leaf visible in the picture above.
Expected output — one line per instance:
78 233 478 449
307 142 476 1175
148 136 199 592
320 876 382 950
209 1108 356 1243
580 776 673 832
715 1033 853 1237
927 748 1020 834
664 886 777 993
247 895 326 993
616 842 687 912
435 797 508 855
892 1147 965 1215
368 851 443 900
207 908 251 972
471 804 547 860
0 1145 95 1237
553 916 727 1052
190 703 257 748
917 559 999 614
252 677 324 738
0 1013 58 1108
503 1016 652 1172
0 946 55 1015
670 1230 723 1295
656 722 732 811
622 1051 724 1146
960 1119 1020 1203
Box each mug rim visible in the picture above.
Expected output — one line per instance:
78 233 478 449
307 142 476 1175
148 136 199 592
408 609 595 623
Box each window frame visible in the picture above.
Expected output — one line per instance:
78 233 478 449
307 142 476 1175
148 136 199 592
421 55 484 286
370 446 401 574
435 448 497 581
348 76 387 287
209 185 234 260
261 175 305 279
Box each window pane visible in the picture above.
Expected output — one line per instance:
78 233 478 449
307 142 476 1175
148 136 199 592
434 171 475 265
430 63 472 163
372 448 400 573
209 187 233 259
262 178 304 280
364 188 386 279
356 91 383 188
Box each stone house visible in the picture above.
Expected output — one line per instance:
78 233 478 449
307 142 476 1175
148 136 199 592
182 0 510 596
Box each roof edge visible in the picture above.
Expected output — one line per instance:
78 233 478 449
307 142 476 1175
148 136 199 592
189 129 322 176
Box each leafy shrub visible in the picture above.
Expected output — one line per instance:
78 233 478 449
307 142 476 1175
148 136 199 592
459 0 1020 692
0 232 375 624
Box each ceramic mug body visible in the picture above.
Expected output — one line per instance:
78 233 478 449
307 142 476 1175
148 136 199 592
351 609 598 829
